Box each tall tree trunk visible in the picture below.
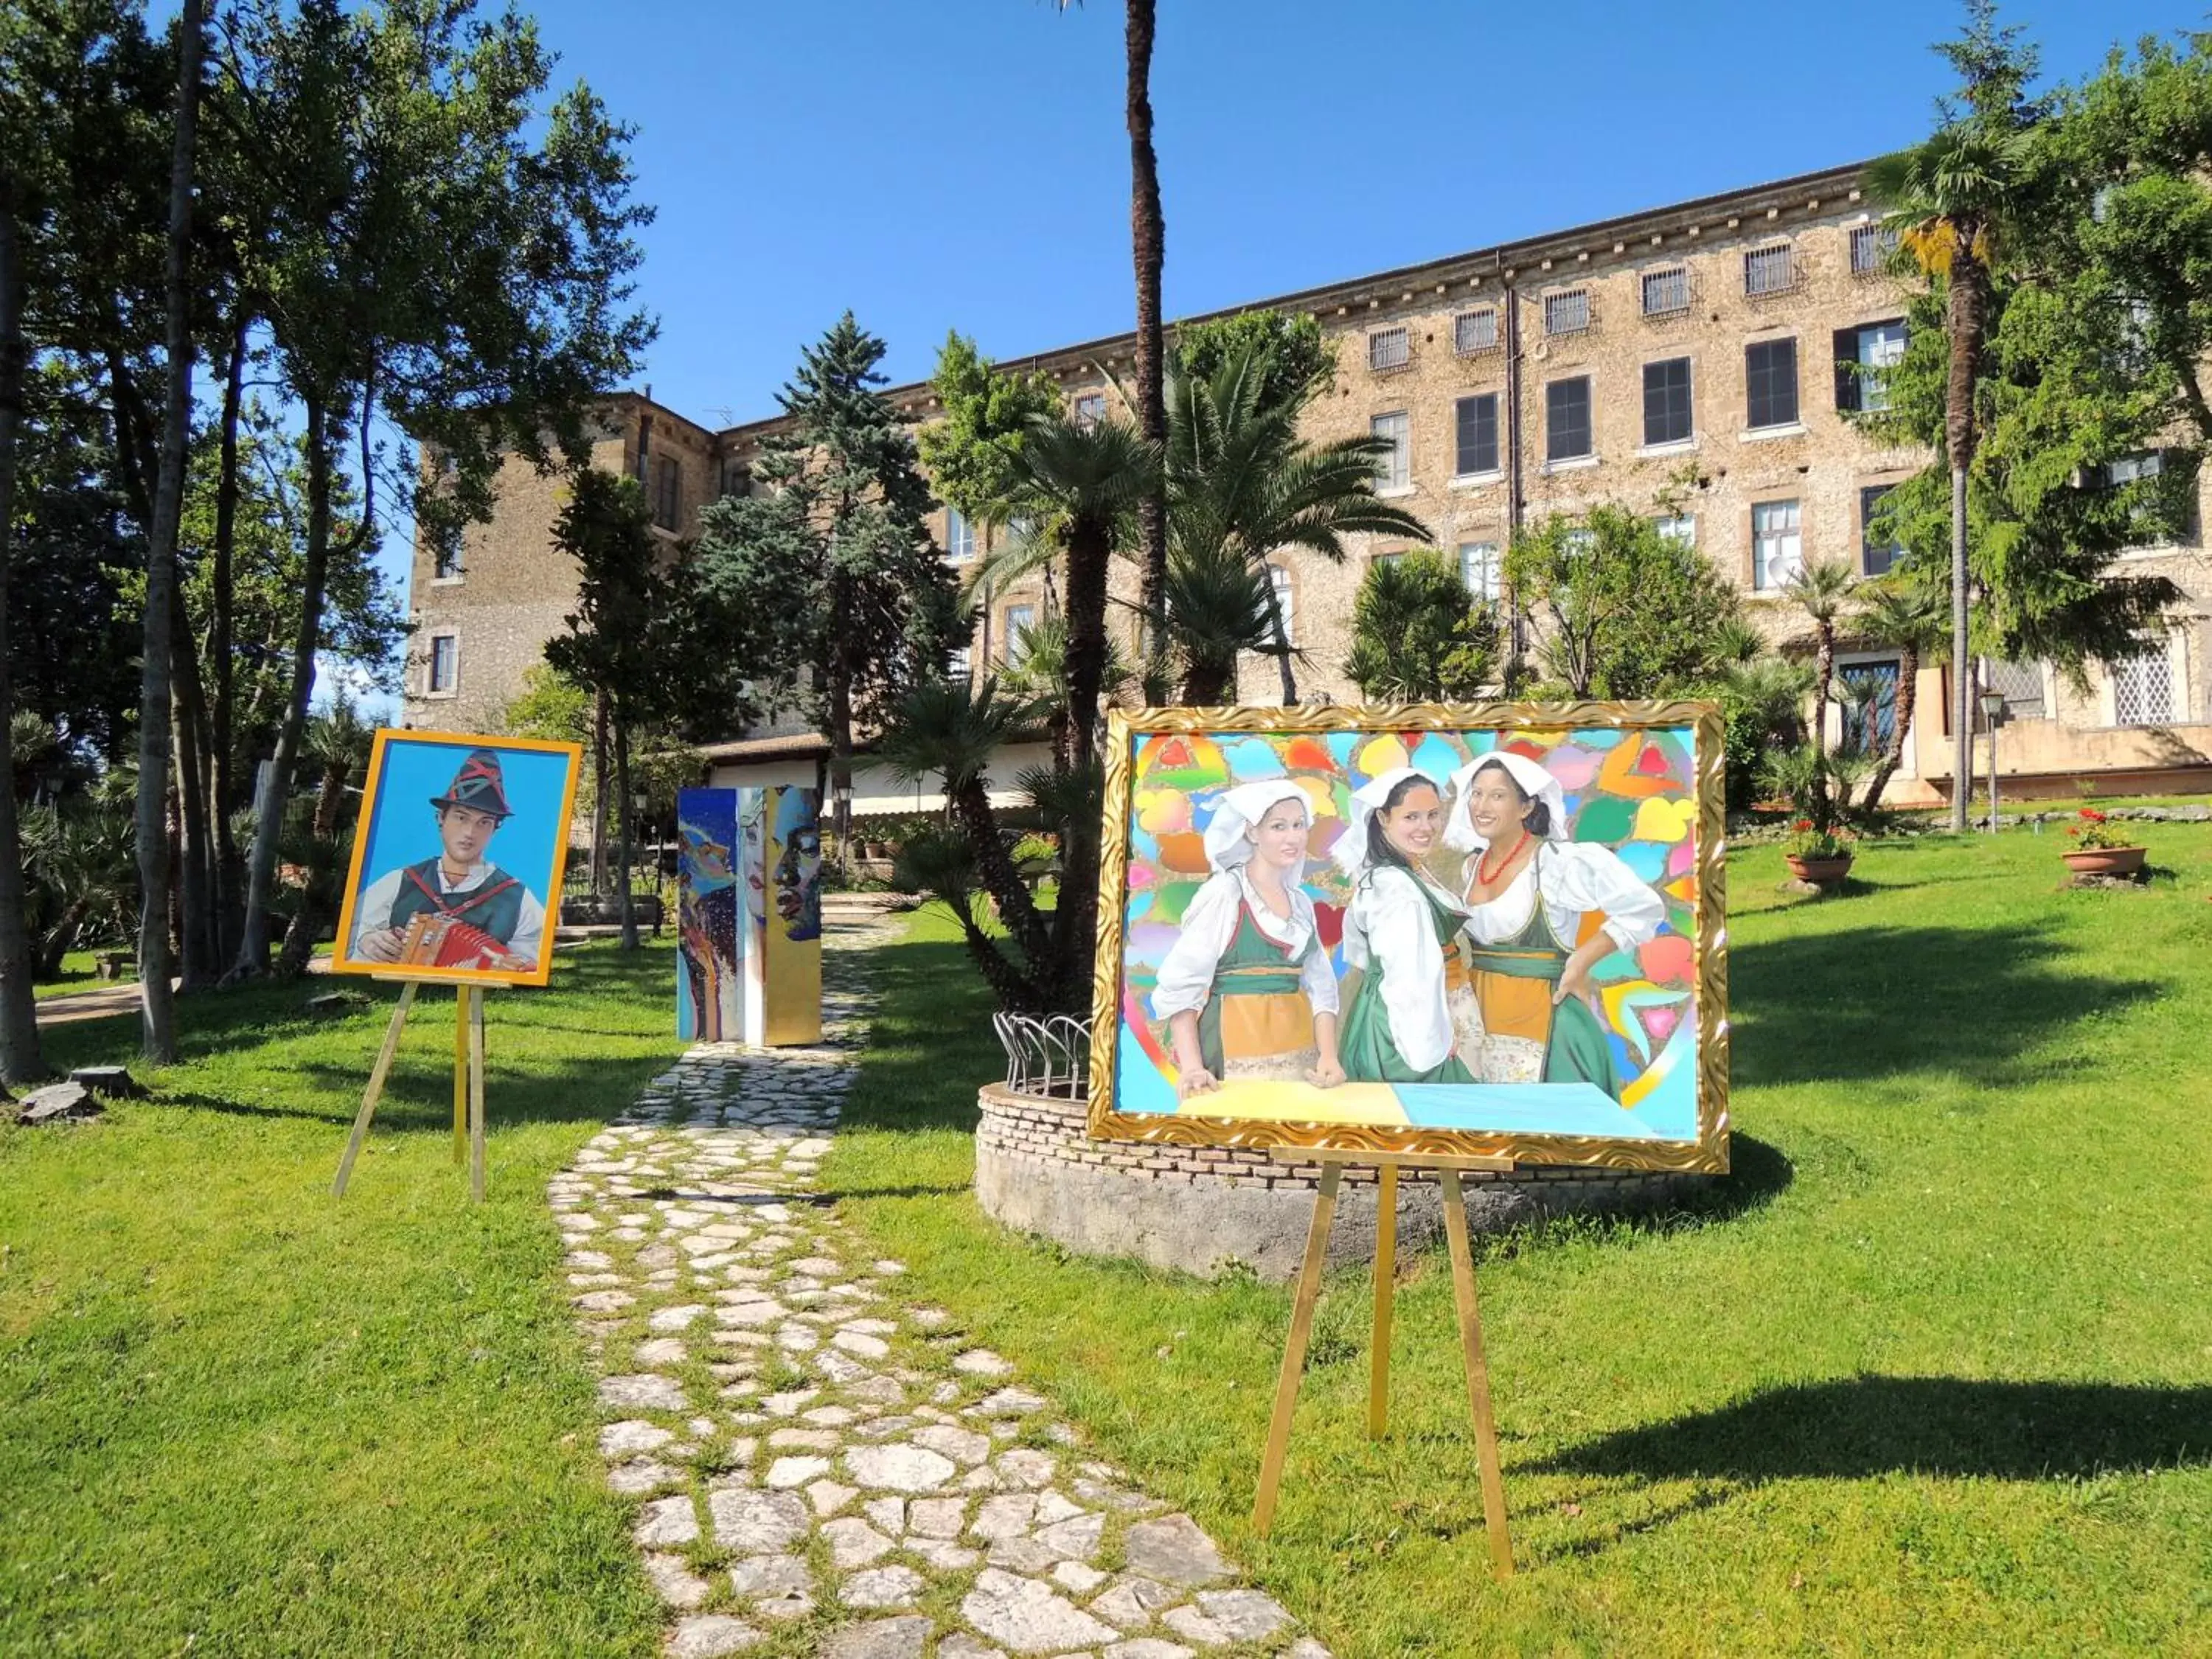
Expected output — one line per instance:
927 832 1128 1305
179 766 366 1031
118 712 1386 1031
234 392 332 978
211 312 247 957
170 580 218 987
827 569 855 868
136 0 204 1062
1859 646 1919 811
1944 247 1983 835
1124 0 1169 669
614 709 638 950
588 684 609 896
1061 522 1112 779
274 763 348 979
0 196 49 1082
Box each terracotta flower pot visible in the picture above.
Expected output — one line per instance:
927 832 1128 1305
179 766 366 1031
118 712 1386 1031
2061 846 2146 877
1785 852 1854 883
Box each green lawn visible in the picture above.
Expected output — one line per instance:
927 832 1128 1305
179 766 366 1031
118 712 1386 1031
32 948 101 997
825 826 2212 1658
0 942 684 1658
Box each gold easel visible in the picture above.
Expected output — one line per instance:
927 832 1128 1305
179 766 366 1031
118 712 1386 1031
1252 1147 1516 1580
333 981 488 1202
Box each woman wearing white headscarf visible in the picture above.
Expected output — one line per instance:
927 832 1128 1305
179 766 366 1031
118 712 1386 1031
1150 780 1343 1100
1335 768 1475 1085
1444 751 1666 1094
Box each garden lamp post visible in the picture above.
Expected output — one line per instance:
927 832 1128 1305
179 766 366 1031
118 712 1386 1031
1980 689 2006 834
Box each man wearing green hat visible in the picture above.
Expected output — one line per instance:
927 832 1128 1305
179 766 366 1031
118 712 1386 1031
349 748 547 972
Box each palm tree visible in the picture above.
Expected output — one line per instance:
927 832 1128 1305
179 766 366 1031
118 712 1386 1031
1162 340 1429 703
1000 613 1141 758
1163 540 1281 704
1784 557 1859 773
1854 577 1950 810
999 414 1157 777
1343 552 1500 703
1864 0 2042 830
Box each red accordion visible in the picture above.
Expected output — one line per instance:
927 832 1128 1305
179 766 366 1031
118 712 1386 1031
399 913 518 971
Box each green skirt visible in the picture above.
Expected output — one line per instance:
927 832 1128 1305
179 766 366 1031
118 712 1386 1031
1338 965 1474 1085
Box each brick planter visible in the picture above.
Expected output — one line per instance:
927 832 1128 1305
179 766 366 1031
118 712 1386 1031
973 1084 1706 1282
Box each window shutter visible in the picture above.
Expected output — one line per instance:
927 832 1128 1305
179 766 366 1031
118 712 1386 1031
1833 329 1859 412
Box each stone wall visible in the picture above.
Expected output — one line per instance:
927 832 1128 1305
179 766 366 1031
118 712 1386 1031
973 1084 1705 1282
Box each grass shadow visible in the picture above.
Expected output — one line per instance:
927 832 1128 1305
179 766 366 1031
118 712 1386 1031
1729 921 2162 1088
1534 1375 2212 1484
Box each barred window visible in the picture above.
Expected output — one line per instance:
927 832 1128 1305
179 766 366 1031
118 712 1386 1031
2111 636 2175 726
1988 658 2046 722
1270 564 1295 644
1545 377 1593 462
1544 289 1591 336
946 645 973 682
1850 223 1897 275
1453 308 1499 355
653 454 681 529
433 542 462 580
1744 243 1795 296
1641 267 1690 316
1655 514 1695 549
1074 392 1106 428
1371 411 1411 489
1454 394 1499 476
1368 327 1411 371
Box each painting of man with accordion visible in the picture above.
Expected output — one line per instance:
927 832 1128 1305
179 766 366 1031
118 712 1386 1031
335 732 582 987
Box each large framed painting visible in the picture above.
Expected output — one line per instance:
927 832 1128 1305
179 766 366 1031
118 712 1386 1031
332 729 583 988
1087 703 1728 1172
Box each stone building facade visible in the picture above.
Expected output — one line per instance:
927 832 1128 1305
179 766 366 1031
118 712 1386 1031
406 159 2212 804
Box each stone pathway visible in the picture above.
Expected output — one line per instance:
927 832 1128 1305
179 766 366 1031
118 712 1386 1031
551 898 1330 1659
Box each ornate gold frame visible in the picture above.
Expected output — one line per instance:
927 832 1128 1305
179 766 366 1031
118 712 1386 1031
1085 701 1730 1173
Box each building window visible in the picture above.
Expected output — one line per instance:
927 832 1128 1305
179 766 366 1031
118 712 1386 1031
1545 377 1593 463
1835 319 1907 412
1074 392 1105 428
1641 267 1690 317
1655 513 1695 549
1643 358 1694 448
1458 540 1500 601
1371 411 1411 490
1851 223 1897 276
1752 499 1803 590
428 633 459 695
1368 327 1411 372
946 507 975 563
1746 338 1800 431
2110 635 2176 726
1454 394 1499 476
1269 564 1295 644
1744 243 1795 296
718 459 751 500
432 541 462 581
946 645 973 681
1453 308 1499 355
1562 527 1596 558
2103 451 2164 487
1544 289 1591 337
1988 658 2046 722
1002 604 1037 661
1840 660 1900 756
1372 549 1408 569
1860 484 1904 576
652 454 681 530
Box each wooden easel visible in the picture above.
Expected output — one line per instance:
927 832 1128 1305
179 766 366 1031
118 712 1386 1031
332 981 488 1203
1251 1147 1517 1580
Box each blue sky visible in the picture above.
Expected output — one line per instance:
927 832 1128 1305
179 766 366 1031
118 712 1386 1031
361 0 2183 678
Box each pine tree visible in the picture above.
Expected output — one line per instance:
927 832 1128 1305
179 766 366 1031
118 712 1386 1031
693 313 961 858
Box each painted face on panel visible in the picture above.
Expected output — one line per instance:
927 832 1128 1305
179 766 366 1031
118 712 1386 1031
1380 782 1444 860
437 803 500 868
1248 799 1310 872
1464 765 1535 844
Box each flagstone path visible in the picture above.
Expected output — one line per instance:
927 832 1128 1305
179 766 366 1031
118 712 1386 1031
551 897 1332 1659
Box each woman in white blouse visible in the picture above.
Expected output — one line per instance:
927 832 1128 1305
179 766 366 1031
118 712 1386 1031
1334 768 1475 1085
1150 781 1345 1101
1444 752 1666 1095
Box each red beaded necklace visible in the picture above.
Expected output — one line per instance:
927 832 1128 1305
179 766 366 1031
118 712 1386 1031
1473 827 1534 889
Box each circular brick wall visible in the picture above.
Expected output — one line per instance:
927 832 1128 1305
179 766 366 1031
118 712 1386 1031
973 1084 1706 1281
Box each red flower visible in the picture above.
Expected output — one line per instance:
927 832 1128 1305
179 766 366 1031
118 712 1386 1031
1793 818 1813 832
2066 826 2081 838
2081 808 2107 821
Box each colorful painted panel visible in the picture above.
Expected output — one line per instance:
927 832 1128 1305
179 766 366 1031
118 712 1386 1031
1088 704 1728 1172
733 785 822 1048
677 787 742 1042
332 729 582 989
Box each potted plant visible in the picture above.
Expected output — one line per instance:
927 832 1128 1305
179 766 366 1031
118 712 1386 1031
2060 809 2147 877
1784 818 1856 884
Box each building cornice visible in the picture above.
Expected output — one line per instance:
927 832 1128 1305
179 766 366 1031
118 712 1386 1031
714 158 1877 447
